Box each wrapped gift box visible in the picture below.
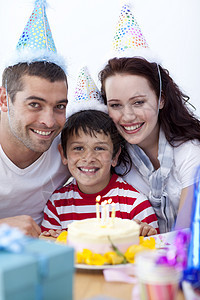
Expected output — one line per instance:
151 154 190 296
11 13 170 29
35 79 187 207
0 238 74 300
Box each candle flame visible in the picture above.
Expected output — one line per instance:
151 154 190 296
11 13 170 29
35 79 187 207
96 195 101 202
108 198 112 204
101 200 107 206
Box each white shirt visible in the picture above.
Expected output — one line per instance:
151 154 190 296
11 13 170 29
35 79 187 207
117 140 200 218
0 135 69 225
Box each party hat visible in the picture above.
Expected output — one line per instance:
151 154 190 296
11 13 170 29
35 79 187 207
110 3 160 63
7 0 66 72
66 66 108 118
182 166 200 290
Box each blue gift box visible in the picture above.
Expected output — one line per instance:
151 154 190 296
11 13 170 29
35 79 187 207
0 238 74 300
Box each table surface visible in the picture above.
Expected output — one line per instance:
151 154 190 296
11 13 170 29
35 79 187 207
74 268 185 300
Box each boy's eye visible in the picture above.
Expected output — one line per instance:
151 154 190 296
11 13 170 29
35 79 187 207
29 102 40 108
95 147 105 151
73 146 83 151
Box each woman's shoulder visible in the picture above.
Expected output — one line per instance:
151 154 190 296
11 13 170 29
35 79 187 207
173 139 200 157
172 140 200 181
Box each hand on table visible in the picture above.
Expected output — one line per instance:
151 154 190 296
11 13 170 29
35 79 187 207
0 215 41 238
40 229 62 238
134 219 157 236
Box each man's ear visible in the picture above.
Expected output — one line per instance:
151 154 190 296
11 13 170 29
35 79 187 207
111 147 121 168
58 144 68 165
0 87 8 112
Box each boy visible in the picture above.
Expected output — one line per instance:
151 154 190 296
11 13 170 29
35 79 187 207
41 109 159 237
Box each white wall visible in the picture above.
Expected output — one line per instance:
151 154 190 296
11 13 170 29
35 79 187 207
0 0 200 116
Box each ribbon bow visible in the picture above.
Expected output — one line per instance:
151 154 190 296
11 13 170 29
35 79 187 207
156 230 190 270
0 224 26 253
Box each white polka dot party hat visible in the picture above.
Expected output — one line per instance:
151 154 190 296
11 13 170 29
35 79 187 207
7 0 66 72
66 66 108 118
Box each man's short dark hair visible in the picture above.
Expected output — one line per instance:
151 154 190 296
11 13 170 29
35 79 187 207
2 61 67 102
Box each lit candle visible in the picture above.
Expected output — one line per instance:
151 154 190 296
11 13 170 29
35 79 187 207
111 202 116 221
107 198 112 219
101 200 107 225
96 195 101 221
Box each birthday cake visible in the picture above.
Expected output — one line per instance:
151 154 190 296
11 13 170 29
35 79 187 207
67 217 140 255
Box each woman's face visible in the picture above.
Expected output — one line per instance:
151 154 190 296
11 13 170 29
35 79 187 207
104 73 163 150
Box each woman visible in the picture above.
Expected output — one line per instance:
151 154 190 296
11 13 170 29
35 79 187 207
99 57 200 233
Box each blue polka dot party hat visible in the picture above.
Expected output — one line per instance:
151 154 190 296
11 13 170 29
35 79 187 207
66 66 107 118
16 0 55 53
110 2 160 63
8 0 66 72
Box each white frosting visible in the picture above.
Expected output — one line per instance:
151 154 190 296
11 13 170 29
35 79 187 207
67 217 140 254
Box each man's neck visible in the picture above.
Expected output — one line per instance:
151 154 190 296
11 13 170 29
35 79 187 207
0 141 43 169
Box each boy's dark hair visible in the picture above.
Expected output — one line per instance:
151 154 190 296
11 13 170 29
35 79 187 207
61 110 132 175
2 61 67 103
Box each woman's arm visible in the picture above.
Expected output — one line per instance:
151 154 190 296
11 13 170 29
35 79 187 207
175 185 194 230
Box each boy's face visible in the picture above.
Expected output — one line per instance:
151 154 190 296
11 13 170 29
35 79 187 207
59 129 120 194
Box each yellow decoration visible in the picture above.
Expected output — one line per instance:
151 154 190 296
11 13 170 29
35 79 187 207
56 231 68 244
124 237 156 263
104 252 124 265
76 249 106 266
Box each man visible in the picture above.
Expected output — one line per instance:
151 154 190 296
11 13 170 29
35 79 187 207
0 1 70 237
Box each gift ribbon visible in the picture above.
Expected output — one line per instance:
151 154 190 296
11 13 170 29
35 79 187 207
103 265 140 300
0 224 48 300
103 264 137 284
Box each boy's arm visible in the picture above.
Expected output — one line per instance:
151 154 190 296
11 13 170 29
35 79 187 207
134 219 157 236
40 229 62 238
130 192 160 234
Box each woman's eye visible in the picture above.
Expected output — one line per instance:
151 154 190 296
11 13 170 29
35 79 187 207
134 100 145 106
109 103 121 108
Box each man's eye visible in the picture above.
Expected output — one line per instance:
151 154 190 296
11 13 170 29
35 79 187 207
29 103 40 108
57 104 66 110
95 147 105 151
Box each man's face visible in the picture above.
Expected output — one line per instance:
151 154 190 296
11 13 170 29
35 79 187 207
7 75 68 153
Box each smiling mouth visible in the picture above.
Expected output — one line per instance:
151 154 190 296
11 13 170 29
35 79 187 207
78 167 99 173
123 123 144 131
31 129 53 136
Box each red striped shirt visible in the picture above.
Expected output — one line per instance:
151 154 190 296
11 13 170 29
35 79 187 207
41 173 159 232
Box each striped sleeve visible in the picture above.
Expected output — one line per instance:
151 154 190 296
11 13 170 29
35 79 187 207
130 193 159 232
107 176 159 233
41 194 62 232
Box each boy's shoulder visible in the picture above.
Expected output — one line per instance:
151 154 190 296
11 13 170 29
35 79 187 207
53 177 78 194
114 173 140 193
